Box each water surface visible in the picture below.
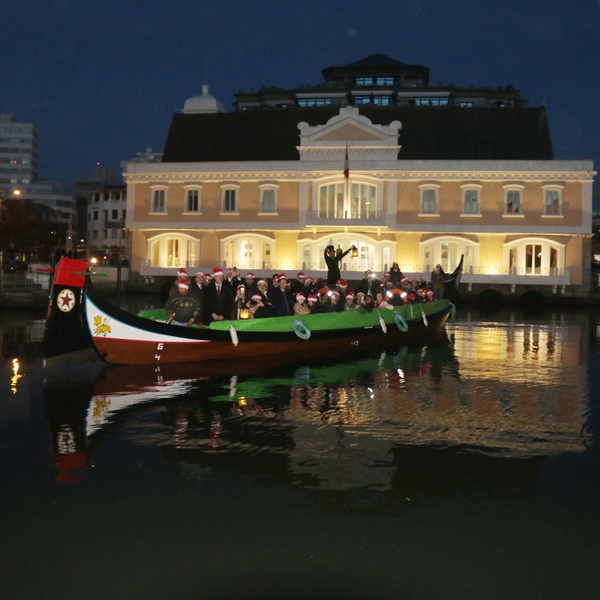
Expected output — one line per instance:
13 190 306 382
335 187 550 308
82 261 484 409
1 307 599 599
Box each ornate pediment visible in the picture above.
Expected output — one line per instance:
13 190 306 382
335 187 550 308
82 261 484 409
297 107 401 162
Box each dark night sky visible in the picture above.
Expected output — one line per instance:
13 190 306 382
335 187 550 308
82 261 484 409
2 0 599 203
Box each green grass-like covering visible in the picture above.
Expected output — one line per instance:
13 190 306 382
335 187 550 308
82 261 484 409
137 300 451 333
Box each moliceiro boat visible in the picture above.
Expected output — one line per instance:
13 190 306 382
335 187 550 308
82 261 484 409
43 258 458 368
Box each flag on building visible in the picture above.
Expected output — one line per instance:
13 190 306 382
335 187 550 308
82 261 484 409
343 145 349 179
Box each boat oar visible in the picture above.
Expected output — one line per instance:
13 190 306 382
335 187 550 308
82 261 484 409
229 324 239 346
378 310 388 333
420 305 428 326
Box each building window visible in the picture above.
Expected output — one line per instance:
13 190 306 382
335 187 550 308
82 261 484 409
353 96 372 105
355 77 373 86
148 233 199 268
419 237 477 273
414 97 449 106
259 186 277 213
111 209 118 219
543 186 563 216
419 186 439 215
504 239 563 275
461 186 481 215
504 186 524 215
319 183 344 218
376 77 395 85
297 98 332 107
221 186 239 213
350 183 376 218
151 187 167 213
184 187 201 213
373 95 391 106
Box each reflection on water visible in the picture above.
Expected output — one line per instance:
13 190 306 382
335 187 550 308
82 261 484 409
40 310 591 490
2 308 600 600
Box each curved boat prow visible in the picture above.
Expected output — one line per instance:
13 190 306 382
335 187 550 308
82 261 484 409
43 257 101 368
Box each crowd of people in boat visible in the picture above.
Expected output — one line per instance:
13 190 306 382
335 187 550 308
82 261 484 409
165 250 447 327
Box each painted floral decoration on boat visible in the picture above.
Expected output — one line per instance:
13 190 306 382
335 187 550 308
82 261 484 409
93 315 111 337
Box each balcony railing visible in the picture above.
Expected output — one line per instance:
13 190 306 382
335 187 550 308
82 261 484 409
141 260 571 286
305 210 387 226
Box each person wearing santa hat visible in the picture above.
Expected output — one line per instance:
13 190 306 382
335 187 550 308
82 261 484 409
165 279 200 326
307 293 322 314
291 271 307 295
293 291 311 315
203 267 233 324
343 290 358 311
272 273 295 316
354 269 381 297
169 267 190 297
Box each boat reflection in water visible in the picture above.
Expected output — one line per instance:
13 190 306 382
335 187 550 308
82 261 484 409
43 311 591 495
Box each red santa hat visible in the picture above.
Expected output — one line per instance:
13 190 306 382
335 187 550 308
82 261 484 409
177 268 188 277
308 294 318 302
319 286 330 296
212 267 224 277
178 279 190 289
304 277 314 285
297 272 306 280
336 278 348 289
245 272 255 279
346 290 355 298
251 293 262 301
330 290 340 297
400 276 409 283
278 273 288 282
295 292 306 301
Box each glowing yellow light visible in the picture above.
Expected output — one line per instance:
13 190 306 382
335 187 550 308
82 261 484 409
11 359 24 394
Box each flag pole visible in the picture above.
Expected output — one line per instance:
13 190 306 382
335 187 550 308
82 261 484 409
343 143 349 218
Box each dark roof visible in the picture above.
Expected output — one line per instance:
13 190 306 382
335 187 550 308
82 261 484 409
162 106 553 163
343 53 416 68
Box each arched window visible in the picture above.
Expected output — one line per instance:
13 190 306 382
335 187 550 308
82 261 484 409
221 233 276 270
419 237 478 272
504 238 563 275
148 233 199 268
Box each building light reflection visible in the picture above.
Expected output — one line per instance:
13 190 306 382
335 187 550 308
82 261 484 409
11 359 24 394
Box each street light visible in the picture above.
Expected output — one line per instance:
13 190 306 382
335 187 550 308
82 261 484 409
0 188 21 222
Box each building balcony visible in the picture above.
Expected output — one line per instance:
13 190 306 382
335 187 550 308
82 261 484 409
305 210 388 227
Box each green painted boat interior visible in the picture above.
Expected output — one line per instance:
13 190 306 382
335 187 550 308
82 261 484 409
137 299 453 333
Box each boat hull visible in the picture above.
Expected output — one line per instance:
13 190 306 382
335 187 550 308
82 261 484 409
44 258 454 368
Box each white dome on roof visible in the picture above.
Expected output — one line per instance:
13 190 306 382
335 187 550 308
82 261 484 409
182 85 225 114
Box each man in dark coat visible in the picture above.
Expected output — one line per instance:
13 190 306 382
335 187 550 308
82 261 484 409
324 244 354 286
202 267 233 325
